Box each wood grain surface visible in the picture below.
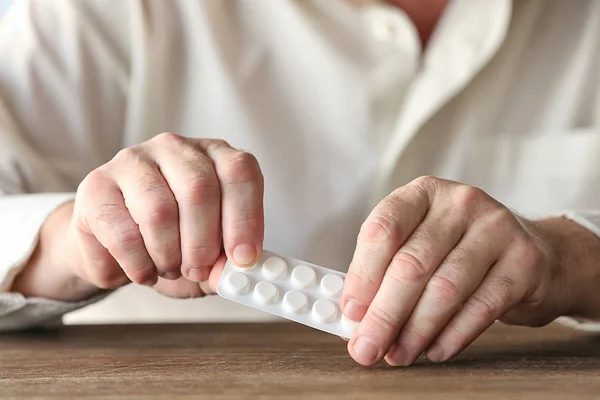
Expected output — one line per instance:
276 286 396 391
1 322 599 399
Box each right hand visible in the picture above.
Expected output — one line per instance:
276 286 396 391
16 133 264 301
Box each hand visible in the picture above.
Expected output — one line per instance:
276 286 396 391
14 133 264 301
341 176 575 366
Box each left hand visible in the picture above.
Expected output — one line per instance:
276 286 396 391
341 176 571 366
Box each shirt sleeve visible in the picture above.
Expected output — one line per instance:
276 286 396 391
0 0 131 331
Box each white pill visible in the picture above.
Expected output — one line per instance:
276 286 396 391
282 290 308 314
291 265 316 289
320 274 344 297
224 272 250 295
341 314 359 333
253 281 278 304
261 256 288 281
311 299 337 323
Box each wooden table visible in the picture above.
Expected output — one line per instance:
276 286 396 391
1 322 599 399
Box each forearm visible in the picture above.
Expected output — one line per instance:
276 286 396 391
534 217 600 321
11 201 101 302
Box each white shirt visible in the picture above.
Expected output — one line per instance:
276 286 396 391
1 0 600 330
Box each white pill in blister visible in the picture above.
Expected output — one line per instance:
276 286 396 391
283 290 308 313
312 299 337 323
291 265 316 289
225 272 250 295
253 281 278 304
320 274 344 297
341 314 359 332
217 250 355 338
261 256 288 281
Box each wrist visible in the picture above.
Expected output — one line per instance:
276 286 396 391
11 201 100 301
533 217 600 321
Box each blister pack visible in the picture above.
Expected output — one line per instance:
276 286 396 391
217 250 358 338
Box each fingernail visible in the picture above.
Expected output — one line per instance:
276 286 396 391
187 268 208 283
161 271 180 280
352 336 380 365
387 344 411 367
232 244 257 266
343 299 368 322
142 277 157 287
426 344 446 362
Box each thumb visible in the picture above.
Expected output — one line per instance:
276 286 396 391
204 252 229 295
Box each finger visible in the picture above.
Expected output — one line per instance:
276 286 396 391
385 209 513 366
206 252 228 294
155 253 226 298
202 139 264 267
111 147 182 280
153 275 204 298
424 241 534 363
341 178 433 323
70 215 130 289
152 133 222 283
348 195 466 366
70 199 130 289
81 169 158 286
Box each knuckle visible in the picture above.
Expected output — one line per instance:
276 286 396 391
182 244 220 269
427 274 462 304
227 208 264 231
144 199 178 228
453 185 485 212
412 175 440 190
359 214 400 243
489 276 517 302
400 322 429 345
364 307 398 333
205 138 231 150
388 249 430 283
78 169 109 198
95 203 128 226
111 226 144 255
152 244 182 271
515 238 544 268
465 277 515 321
442 245 472 268
220 151 261 185
179 146 211 168
484 208 515 229
347 259 384 289
134 171 167 196
464 293 498 322
154 132 185 145
112 146 144 165
182 175 220 205
387 186 417 208
349 272 379 293
84 168 106 186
